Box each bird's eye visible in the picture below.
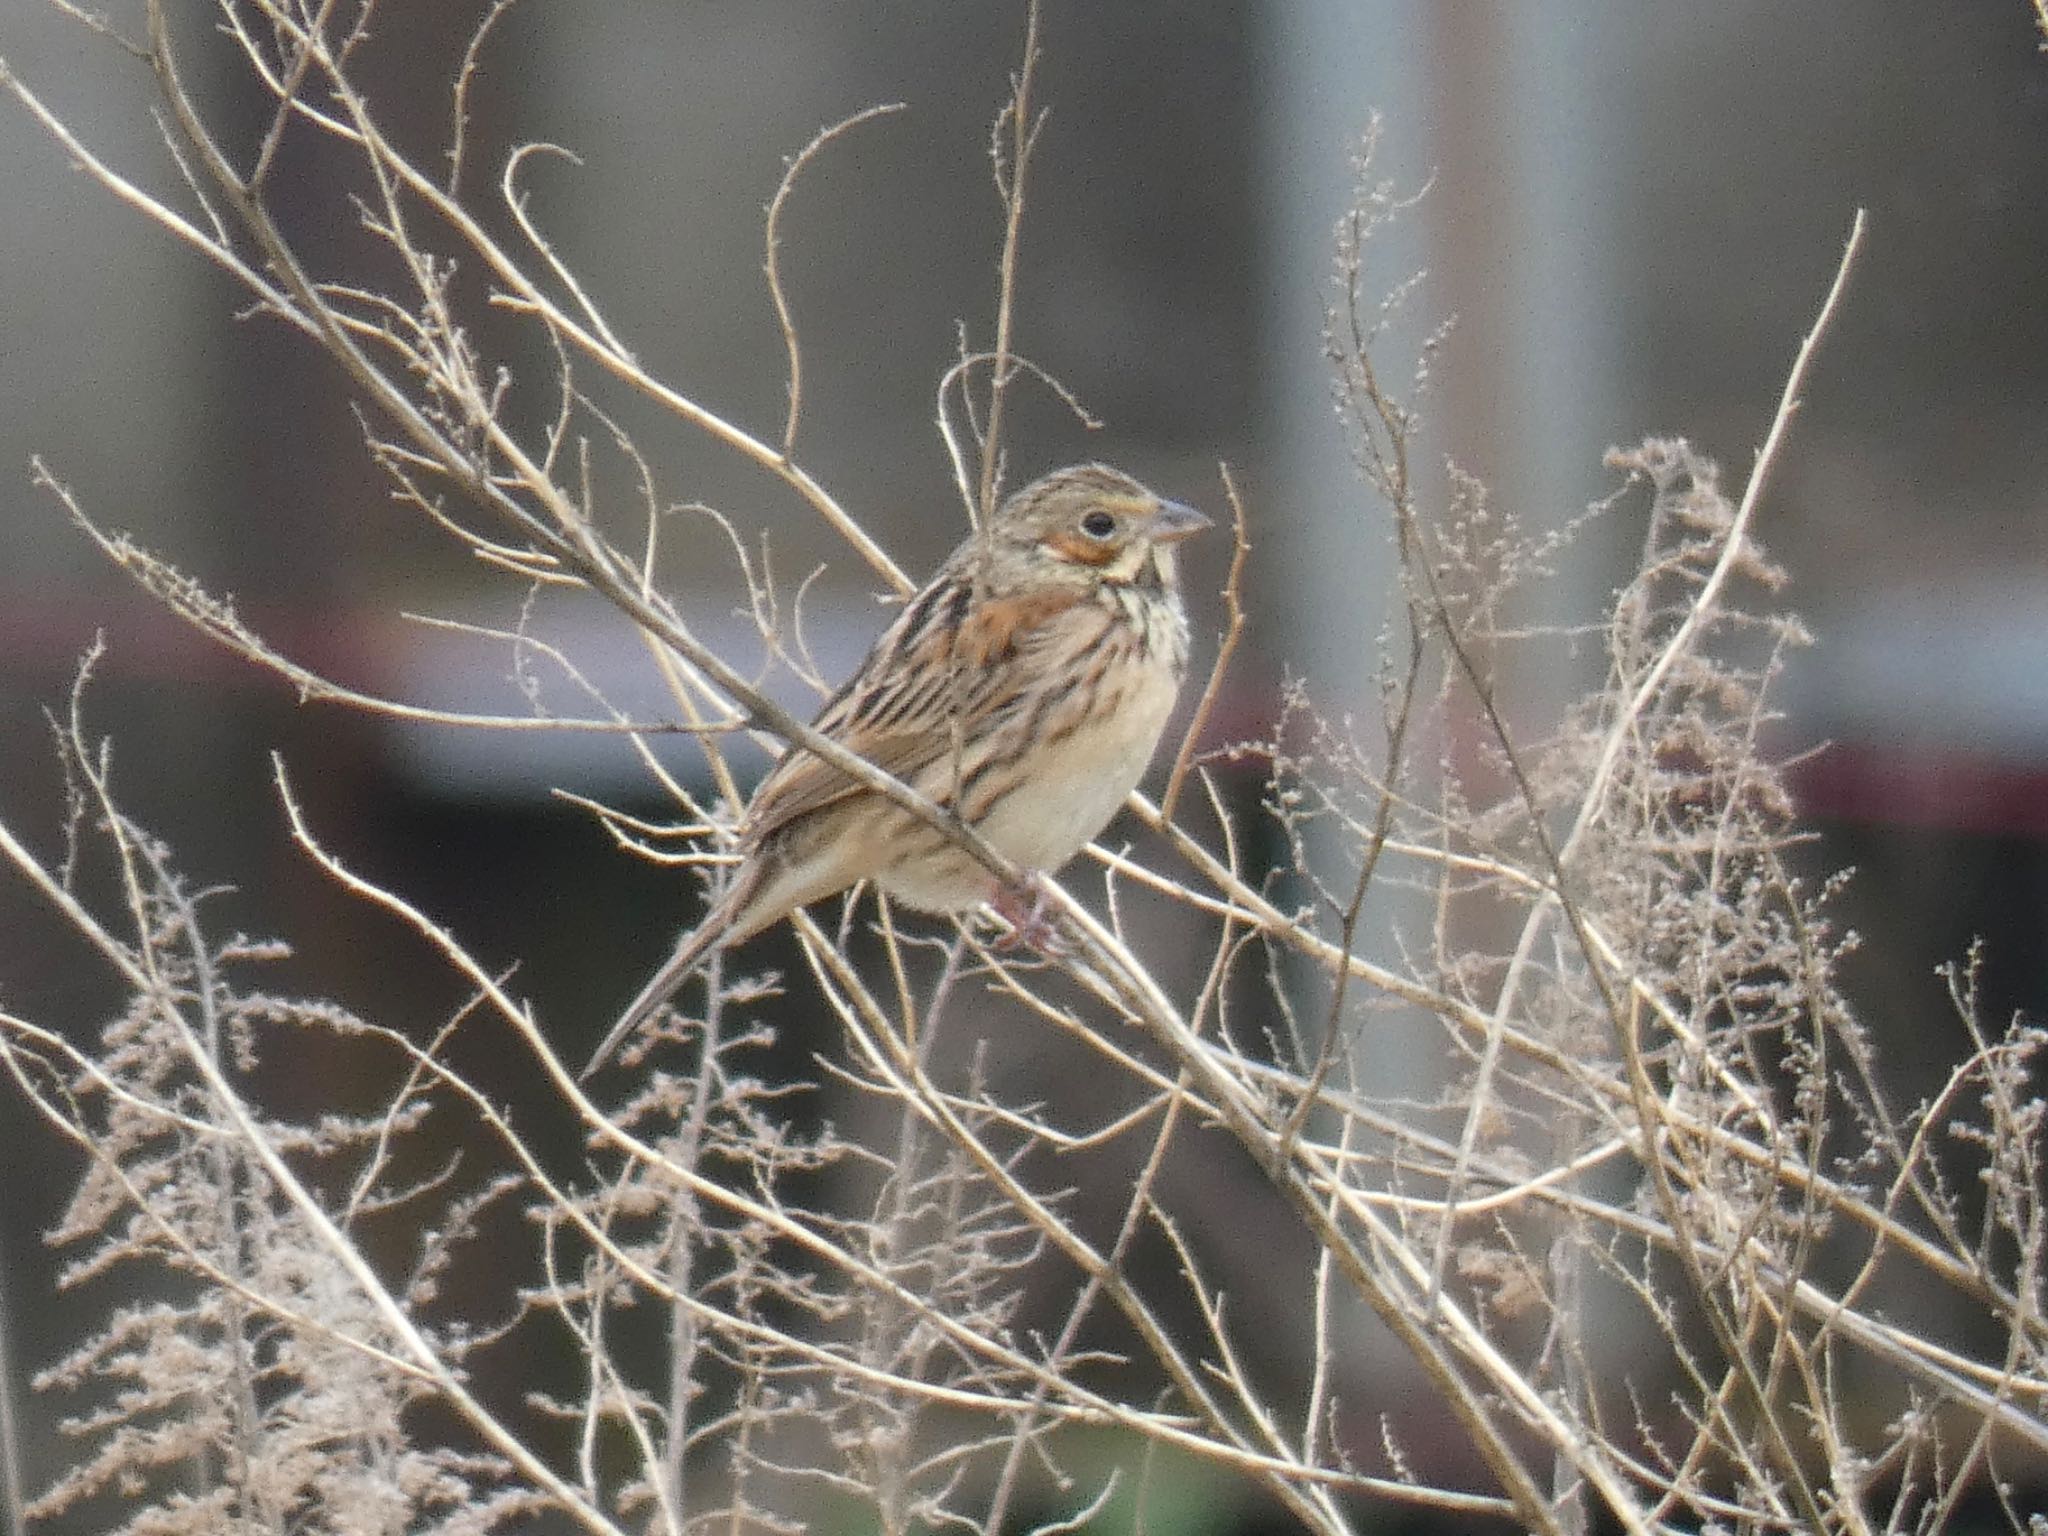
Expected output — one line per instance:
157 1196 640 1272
1079 509 1117 540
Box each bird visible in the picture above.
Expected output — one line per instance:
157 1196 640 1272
581 463 1209 1079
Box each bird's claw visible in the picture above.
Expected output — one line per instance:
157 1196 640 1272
990 875 1063 955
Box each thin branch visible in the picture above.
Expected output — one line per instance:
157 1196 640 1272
974 0 1044 526
765 103 907 456
1158 463 1249 823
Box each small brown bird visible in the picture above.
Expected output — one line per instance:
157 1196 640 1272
582 463 1208 1078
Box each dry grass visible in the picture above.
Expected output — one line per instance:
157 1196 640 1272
0 4 2042 1533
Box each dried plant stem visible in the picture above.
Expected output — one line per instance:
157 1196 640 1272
975 0 1043 525
1159 464 1250 822
6 6 2036 1531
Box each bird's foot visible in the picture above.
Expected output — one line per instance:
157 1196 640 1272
990 874 1063 955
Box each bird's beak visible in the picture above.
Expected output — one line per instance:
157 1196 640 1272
1149 498 1212 543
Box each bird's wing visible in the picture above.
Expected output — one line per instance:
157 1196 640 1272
742 583 1088 840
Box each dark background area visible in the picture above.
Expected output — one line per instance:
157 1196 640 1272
3 3 2047 1529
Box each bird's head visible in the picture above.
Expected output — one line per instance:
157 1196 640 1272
982 463 1210 593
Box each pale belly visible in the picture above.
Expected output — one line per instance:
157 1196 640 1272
876 666 1178 911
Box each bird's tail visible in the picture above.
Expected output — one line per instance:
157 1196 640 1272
581 842 831 1079
579 914 728 1080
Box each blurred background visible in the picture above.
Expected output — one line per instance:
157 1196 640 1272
3 2 2047 1529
